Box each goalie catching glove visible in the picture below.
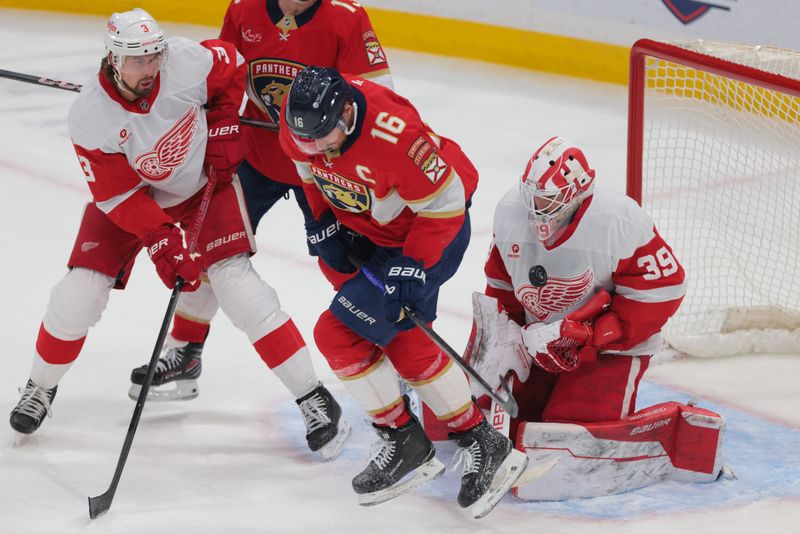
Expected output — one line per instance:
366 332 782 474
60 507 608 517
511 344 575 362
521 289 622 373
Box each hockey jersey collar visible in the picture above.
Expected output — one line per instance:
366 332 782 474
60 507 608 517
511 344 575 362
98 71 161 114
267 0 322 27
543 195 595 251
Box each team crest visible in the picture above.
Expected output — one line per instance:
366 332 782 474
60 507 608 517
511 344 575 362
421 151 448 184
311 165 371 213
133 107 198 182
363 31 387 66
248 59 306 123
516 269 594 322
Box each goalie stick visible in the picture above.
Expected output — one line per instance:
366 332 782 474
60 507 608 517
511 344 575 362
0 68 278 132
358 264 519 418
87 170 218 520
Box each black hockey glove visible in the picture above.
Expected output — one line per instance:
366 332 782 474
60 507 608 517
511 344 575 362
305 211 357 273
384 256 428 330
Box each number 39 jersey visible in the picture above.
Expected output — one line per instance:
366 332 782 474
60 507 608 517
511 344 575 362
279 76 479 268
485 185 687 355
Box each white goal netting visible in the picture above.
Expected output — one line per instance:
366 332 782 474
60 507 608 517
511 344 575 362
632 40 800 357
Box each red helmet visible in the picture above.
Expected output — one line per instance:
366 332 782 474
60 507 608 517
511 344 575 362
519 136 595 242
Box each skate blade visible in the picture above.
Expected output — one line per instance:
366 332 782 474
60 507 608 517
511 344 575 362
319 419 351 461
12 431 29 448
357 456 446 506
470 449 529 519
127 379 199 402
512 453 561 488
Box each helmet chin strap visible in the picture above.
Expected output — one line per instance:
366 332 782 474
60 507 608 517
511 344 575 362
344 101 358 135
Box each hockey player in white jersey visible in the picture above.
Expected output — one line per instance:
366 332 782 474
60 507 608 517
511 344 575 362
465 136 727 499
8 9 349 460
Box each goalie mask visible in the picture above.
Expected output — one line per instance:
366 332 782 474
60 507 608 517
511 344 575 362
519 136 595 243
104 9 167 72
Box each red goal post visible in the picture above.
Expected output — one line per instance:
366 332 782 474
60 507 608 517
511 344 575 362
626 38 800 357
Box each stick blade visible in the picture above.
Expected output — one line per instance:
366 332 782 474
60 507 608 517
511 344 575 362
88 491 113 519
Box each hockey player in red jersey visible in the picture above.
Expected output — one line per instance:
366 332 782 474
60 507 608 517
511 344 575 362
129 0 394 403
277 66 528 518
9 9 349 460
467 136 726 499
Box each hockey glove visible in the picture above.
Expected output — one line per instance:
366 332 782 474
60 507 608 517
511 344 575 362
204 106 246 184
384 256 428 330
145 225 201 292
305 211 357 273
521 290 622 373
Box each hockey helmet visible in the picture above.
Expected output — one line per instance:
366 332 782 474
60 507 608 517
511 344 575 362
104 9 167 69
286 66 351 152
519 136 595 242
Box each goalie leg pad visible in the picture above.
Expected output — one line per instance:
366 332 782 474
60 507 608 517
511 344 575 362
514 401 725 501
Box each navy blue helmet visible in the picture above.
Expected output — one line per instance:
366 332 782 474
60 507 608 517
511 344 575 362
286 66 351 139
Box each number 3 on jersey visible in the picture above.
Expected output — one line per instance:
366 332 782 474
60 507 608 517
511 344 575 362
637 246 678 280
78 155 96 182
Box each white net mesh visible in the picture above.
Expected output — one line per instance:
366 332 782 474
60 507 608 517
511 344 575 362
637 40 800 357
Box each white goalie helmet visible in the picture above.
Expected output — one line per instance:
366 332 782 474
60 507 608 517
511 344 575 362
519 136 596 243
104 8 167 69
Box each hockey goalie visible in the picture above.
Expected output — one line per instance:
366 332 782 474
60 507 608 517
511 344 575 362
458 136 726 500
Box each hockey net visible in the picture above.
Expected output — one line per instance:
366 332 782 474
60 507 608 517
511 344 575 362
627 39 800 358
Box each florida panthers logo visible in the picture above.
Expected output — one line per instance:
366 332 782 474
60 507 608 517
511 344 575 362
133 107 199 181
249 59 306 123
516 269 594 321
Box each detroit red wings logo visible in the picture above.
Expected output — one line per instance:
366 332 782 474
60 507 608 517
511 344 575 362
134 107 199 181
516 269 594 321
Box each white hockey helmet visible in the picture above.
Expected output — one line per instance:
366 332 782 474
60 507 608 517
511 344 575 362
104 8 167 69
519 136 596 243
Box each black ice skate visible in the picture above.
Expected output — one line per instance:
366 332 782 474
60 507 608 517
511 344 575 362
10 379 57 436
296 382 351 460
128 341 203 401
353 399 445 506
450 419 529 519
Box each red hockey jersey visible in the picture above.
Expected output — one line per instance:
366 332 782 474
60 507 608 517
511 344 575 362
279 76 479 268
220 0 391 185
484 186 686 355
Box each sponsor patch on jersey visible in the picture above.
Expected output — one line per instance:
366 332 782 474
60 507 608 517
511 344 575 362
363 31 387 66
507 243 521 259
249 59 306 123
421 151 449 184
241 27 262 43
408 136 433 166
516 269 594 322
310 164 371 213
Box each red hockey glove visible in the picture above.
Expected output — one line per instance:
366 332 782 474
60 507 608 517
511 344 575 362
521 290 623 373
204 106 246 184
145 225 201 292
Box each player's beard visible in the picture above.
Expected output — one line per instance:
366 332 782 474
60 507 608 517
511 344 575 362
125 76 156 99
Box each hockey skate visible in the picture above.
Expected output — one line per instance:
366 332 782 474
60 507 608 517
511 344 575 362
128 340 203 401
451 419 529 519
353 399 446 506
10 379 57 439
296 383 351 460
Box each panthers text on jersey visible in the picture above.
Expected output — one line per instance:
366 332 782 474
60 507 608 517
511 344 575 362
220 0 391 185
279 76 478 268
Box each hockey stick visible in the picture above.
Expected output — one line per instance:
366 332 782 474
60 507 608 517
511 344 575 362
87 171 218 519
358 264 519 417
0 68 278 131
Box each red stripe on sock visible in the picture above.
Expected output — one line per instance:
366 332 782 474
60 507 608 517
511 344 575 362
373 399 412 428
441 403 484 434
171 315 210 344
35 323 85 364
253 319 306 369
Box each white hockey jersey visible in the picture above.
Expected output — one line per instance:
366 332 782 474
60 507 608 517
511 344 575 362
67 37 245 238
485 185 687 356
